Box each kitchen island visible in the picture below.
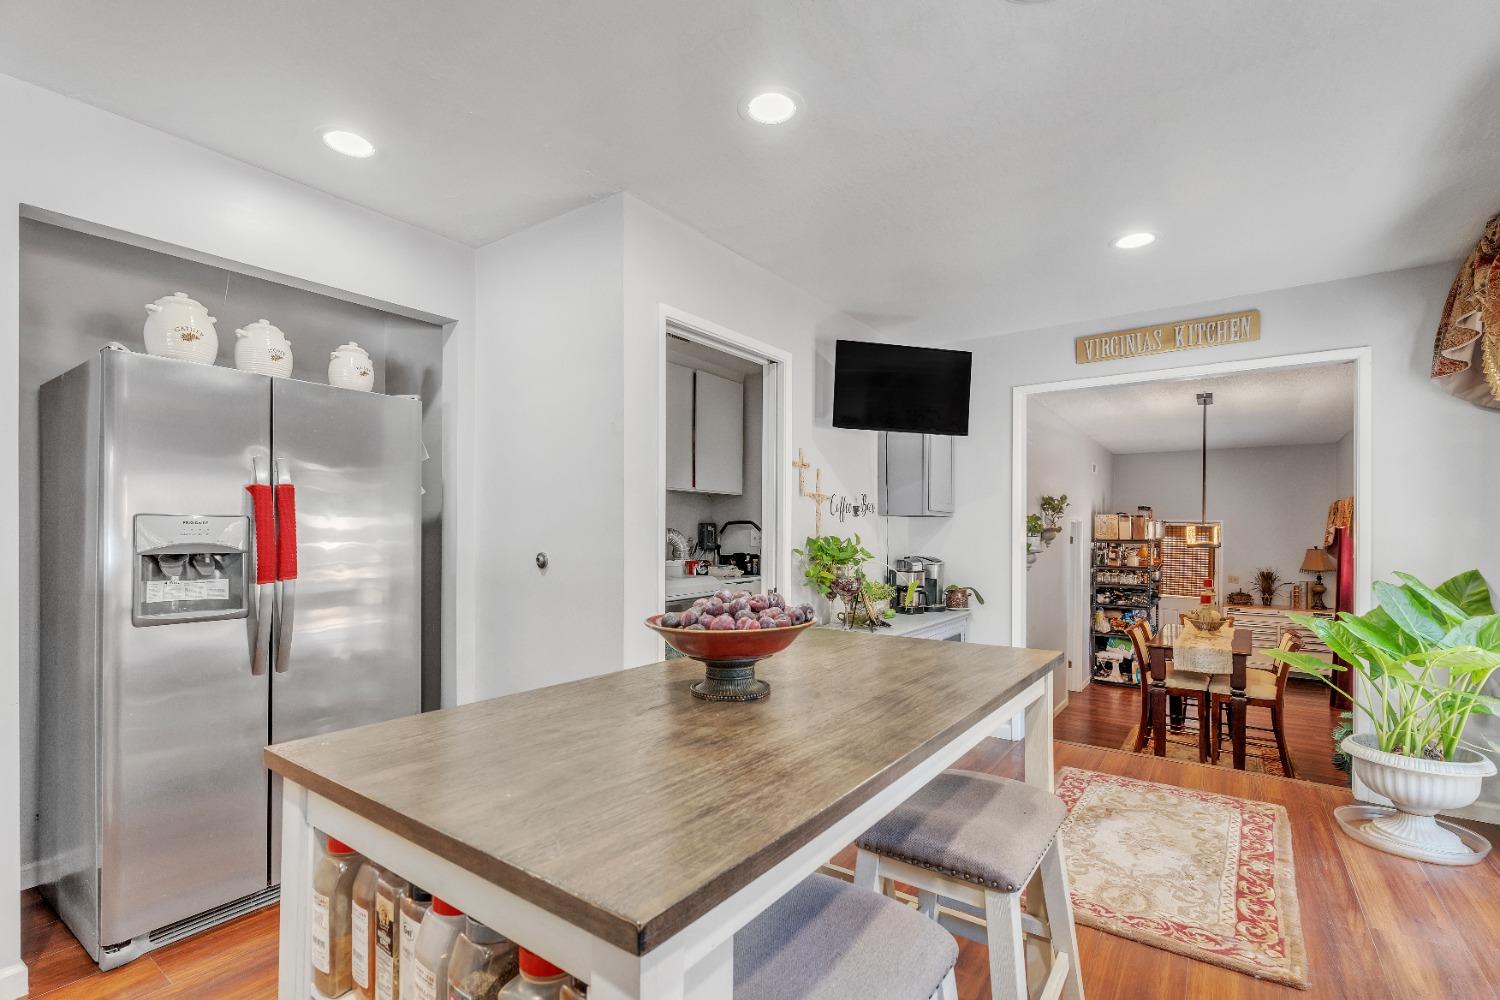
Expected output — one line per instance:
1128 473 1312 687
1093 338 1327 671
266 628 1059 999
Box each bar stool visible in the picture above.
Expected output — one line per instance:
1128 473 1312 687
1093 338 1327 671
854 770 1084 1000
736 873 959 1000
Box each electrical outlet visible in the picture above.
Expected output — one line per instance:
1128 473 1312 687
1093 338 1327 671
1228 575 1240 584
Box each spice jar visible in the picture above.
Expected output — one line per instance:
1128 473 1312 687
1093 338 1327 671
411 898 466 1000
352 859 383 999
446 917 518 1000
399 888 433 1000
497 950 575 1000
375 869 411 1000
559 984 587 1000
312 836 362 997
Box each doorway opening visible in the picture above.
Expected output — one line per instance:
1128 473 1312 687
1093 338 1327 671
1013 349 1371 787
656 307 790 651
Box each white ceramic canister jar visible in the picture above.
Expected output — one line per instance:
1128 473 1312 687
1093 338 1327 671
328 342 375 392
234 319 294 377
143 292 219 364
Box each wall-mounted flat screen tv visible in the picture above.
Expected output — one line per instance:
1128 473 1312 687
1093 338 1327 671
832 340 972 436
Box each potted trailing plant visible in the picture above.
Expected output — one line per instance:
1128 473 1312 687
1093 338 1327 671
1025 514 1042 568
945 584 985 610
793 534 874 626
856 580 897 623
1253 567 1283 606
1265 569 1500 864
1039 495 1069 545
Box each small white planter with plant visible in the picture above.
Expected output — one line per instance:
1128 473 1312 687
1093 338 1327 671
1267 569 1500 865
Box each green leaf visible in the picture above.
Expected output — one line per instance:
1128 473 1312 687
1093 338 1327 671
1264 649 1343 677
1436 570 1495 616
1393 573 1469 626
1338 612 1405 654
1374 581 1447 644
1441 614 1500 654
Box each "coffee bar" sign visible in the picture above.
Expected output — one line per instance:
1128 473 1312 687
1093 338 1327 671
1074 309 1261 364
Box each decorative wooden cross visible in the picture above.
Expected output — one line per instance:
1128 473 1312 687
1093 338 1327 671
792 447 832 536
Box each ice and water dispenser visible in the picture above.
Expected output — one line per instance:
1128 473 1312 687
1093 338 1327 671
132 514 251 625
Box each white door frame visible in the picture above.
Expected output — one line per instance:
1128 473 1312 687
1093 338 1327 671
1063 517 1088 697
1009 347 1374 751
655 305 794 640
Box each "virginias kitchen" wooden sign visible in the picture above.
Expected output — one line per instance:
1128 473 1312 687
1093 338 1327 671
1074 309 1260 364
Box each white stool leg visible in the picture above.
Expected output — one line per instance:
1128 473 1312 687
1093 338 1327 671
983 889 1028 1000
931 968 958 1000
853 848 881 892
1039 840 1085 1000
916 889 939 918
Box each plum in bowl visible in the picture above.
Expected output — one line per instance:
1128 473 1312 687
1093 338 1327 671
646 591 817 701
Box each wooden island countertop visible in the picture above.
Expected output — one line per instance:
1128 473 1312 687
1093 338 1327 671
265 628 1059 956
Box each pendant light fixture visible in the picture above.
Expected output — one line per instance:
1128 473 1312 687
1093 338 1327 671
1184 391 1221 548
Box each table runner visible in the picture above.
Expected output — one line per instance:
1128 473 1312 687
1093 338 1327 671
1173 625 1234 674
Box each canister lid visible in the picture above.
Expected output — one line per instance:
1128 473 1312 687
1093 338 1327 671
326 838 355 855
519 949 564 979
431 897 462 917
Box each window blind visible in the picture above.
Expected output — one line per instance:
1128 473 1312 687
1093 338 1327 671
1160 521 1219 598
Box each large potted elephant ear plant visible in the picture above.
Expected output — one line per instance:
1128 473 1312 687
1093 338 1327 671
1265 569 1500 865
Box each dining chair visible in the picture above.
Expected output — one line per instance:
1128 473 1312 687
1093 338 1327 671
1129 621 1210 759
1209 633 1303 776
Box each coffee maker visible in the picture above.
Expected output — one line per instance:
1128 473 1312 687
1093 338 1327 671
889 555 946 611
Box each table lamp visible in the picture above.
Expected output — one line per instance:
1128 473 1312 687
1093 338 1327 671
1300 547 1338 610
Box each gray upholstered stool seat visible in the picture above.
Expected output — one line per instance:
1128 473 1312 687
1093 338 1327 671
735 873 958 1000
857 769 1068 892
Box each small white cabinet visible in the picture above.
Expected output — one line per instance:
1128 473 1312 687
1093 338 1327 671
692 370 744 494
879 432 954 516
665 365 744 495
665 363 695 491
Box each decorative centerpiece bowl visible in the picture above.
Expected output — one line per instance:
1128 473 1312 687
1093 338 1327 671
1186 605 1226 633
645 615 815 702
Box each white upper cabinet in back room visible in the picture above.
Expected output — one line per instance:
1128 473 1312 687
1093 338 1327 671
692 370 744 495
665 363 694 491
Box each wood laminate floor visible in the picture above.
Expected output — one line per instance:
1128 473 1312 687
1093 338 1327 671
22 740 1500 999
1056 676 1351 786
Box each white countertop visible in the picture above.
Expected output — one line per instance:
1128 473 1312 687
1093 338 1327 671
665 574 761 602
819 608 971 638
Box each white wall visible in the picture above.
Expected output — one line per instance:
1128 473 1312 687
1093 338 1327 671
905 261 1500 819
621 196 905 667
472 194 902 693
0 73 478 995
1336 430 1356 500
472 197 627 697
1112 444 1343 602
1025 403 1113 698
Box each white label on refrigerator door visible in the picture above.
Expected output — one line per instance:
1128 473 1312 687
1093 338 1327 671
352 904 370 988
310 890 332 974
144 579 230 602
411 958 440 1000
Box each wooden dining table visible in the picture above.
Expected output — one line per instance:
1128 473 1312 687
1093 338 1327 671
266 628 1059 999
1146 625 1254 769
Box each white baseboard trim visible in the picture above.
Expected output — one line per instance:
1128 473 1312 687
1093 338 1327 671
19 859 42 891
0 960 29 1000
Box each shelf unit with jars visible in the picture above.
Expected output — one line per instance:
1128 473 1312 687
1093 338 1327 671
1089 527 1163 688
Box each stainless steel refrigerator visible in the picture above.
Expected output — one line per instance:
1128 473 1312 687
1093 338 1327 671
38 347 422 968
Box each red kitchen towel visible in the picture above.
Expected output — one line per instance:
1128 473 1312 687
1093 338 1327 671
276 484 298 581
245 483 277 584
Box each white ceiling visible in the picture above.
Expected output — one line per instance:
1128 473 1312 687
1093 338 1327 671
2 2 1498 343
1034 363 1355 453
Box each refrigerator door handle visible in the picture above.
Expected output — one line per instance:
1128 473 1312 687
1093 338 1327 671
248 457 275 676
273 459 297 673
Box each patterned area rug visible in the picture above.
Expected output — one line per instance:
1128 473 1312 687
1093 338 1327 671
1119 725 1289 777
1056 767 1310 989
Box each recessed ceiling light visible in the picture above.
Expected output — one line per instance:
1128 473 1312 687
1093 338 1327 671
1111 232 1157 250
322 130 375 158
744 91 799 125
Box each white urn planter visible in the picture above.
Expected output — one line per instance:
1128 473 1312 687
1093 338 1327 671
1336 733 1496 865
